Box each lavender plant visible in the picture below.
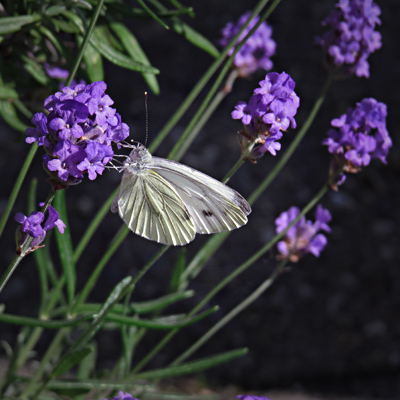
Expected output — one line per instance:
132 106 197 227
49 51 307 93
0 0 393 399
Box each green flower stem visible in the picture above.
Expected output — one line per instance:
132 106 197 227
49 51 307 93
132 183 329 373
172 70 238 162
171 259 288 366
0 145 37 238
65 0 105 87
248 74 333 204
149 0 275 154
167 0 282 161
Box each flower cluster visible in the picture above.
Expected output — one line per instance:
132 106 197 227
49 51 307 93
101 392 138 400
219 11 276 77
237 396 270 400
275 204 332 263
232 71 300 161
317 0 382 78
322 97 391 189
26 81 129 185
15 204 66 253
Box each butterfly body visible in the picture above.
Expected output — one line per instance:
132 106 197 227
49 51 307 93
112 144 251 246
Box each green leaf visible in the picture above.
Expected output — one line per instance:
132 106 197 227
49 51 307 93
45 5 67 16
0 86 18 100
51 18 80 34
52 346 93 377
91 27 160 74
131 348 248 380
0 14 41 35
38 25 64 54
109 22 159 94
20 55 49 85
148 0 219 58
77 342 97 380
174 22 220 58
130 290 194 313
77 36 104 82
68 290 194 315
169 248 186 293
54 191 76 307
106 305 218 329
0 101 28 133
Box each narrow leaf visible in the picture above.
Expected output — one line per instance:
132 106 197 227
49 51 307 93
131 348 248 380
176 23 220 58
91 27 159 74
109 22 159 94
0 14 41 35
169 248 186 293
21 56 49 85
0 86 18 100
0 101 28 133
52 346 93 377
45 5 67 16
79 37 104 82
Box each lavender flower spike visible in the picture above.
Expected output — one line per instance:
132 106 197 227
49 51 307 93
219 11 276 77
25 81 129 186
237 396 271 400
232 71 300 161
317 0 382 78
322 97 391 189
275 204 332 262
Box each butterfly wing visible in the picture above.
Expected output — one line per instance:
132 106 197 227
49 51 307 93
150 157 251 235
112 168 196 245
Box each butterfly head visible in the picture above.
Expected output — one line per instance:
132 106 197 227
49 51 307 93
122 143 152 171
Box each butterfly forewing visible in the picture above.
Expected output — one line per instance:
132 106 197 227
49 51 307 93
114 168 196 245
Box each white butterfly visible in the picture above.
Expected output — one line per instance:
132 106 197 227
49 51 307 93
111 143 251 246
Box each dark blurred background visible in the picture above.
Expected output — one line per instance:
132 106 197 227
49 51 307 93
1 0 399 398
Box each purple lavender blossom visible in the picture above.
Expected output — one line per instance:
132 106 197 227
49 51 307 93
15 204 66 253
26 81 130 185
101 392 139 400
322 98 391 189
317 0 382 78
219 11 276 77
15 211 45 238
275 204 332 262
232 72 300 161
237 396 271 400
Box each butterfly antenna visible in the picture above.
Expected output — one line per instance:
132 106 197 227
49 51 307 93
144 91 149 147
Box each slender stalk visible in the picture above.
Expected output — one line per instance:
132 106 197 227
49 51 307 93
171 259 288 365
